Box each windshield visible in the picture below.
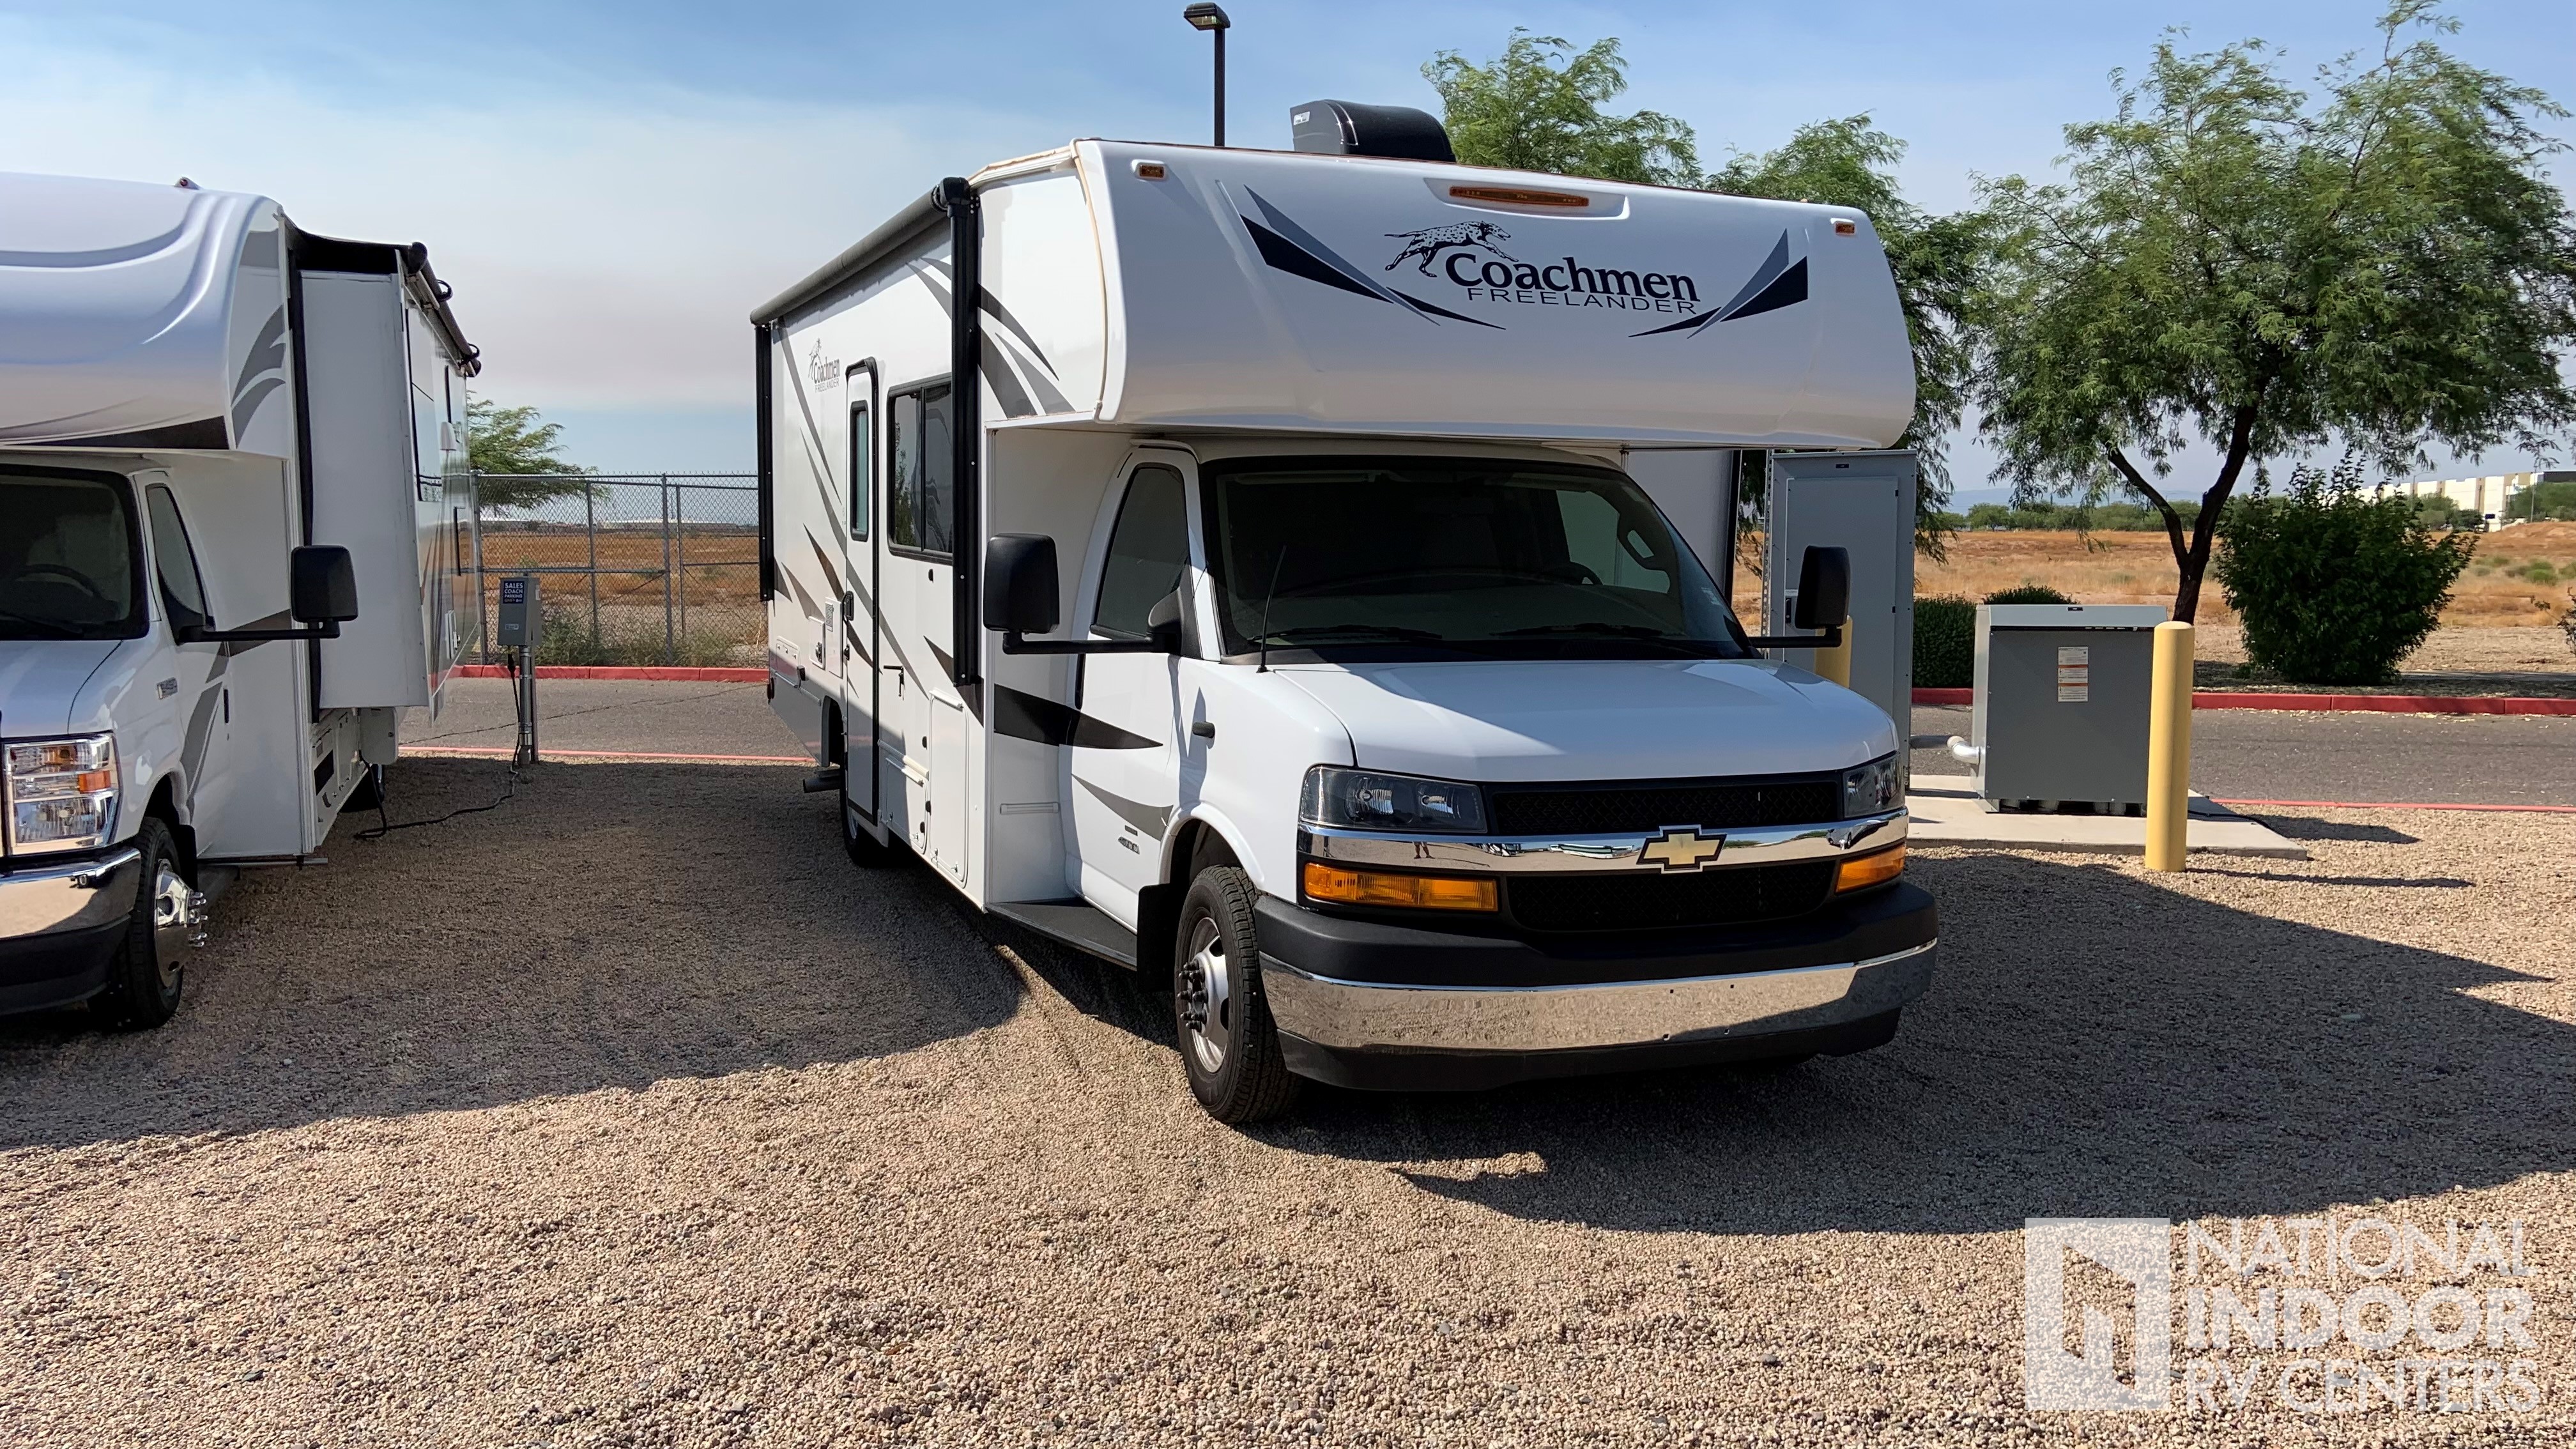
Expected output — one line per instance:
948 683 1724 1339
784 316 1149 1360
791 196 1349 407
1201 456 1747 660
0 471 147 641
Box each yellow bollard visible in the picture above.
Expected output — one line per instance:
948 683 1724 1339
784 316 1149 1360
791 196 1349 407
1813 615 1854 689
2144 620 2195 871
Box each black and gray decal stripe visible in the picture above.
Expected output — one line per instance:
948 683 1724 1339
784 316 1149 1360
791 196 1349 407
776 332 838 509
1233 188 1494 329
1631 232 1807 337
230 305 289 434
992 685 1160 750
910 267 1040 420
1077 775 1175 837
917 257 1062 381
178 654 231 808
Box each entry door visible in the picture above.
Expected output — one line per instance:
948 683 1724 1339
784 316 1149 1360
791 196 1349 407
1068 457 1193 924
841 364 879 820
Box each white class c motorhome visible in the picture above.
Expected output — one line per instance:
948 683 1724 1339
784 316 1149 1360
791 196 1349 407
0 171 480 1027
755 125 1935 1121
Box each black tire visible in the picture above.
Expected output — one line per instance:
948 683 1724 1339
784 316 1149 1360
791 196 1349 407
1172 866 1300 1123
96 817 188 1031
839 779 908 868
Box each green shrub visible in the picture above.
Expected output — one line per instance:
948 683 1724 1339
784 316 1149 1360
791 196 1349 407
1984 583 2073 605
1912 595 1976 687
2214 467 2474 685
2521 560 2559 585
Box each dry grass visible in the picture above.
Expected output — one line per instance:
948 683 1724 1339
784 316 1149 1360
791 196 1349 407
1912 523 2576 627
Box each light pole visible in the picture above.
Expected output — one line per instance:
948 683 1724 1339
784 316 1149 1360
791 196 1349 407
1183 4 1229 147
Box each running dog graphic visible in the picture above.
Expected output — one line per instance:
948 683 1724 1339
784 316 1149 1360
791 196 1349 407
1384 222 1520 277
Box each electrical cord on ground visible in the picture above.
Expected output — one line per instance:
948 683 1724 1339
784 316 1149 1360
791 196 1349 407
356 647 532 840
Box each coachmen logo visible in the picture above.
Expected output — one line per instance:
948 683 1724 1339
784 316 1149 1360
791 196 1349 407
1639 828 1726 873
1230 185 1810 337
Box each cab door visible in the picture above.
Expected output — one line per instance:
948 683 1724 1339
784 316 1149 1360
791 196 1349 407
1068 455 1193 924
139 482 231 826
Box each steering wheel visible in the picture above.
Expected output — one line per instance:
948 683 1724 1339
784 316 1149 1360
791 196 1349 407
2 562 111 606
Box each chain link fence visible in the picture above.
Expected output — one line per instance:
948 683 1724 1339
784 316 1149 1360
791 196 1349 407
467 474 763 666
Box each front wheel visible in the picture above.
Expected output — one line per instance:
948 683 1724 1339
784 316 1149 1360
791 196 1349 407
1172 867 1300 1123
96 818 199 1031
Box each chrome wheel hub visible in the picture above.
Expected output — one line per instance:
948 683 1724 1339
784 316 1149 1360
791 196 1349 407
148 861 206 991
1176 916 1234 1076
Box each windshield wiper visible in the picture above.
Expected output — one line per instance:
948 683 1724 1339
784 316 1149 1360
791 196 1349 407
0 607 88 640
1255 623 1445 644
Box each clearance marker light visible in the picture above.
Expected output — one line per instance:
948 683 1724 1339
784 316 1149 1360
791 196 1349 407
1836 844 1906 893
1450 185 1591 209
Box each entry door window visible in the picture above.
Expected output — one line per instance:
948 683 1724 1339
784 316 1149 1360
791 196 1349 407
144 485 211 631
848 399 871 540
1092 464 1189 638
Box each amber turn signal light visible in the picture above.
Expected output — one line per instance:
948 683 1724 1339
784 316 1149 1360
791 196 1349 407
1302 862 1498 912
1835 844 1905 893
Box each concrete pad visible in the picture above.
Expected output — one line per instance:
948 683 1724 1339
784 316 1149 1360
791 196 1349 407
1905 781 2310 859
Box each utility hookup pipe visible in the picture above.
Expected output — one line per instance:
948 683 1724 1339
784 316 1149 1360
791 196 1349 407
2145 620 2195 871
1813 615 1854 689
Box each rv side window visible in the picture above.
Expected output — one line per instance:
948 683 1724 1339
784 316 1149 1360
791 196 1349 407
885 383 951 559
144 485 211 631
848 401 871 540
1093 464 1188 638
917 385 953 558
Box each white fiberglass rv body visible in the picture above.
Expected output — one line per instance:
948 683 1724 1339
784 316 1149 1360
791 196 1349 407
0 171 479 1025
756 140 1934 1119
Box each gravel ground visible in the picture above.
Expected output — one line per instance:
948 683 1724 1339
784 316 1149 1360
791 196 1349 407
4 760 2573 1446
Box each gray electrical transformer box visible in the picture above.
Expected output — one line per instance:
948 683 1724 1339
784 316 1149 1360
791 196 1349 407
1972 604 2166 812
495 573 540 650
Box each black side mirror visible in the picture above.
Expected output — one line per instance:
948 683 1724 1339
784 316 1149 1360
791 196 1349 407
290 546 359 624
1791 546 1850 632
983 534 1059 635
1145 588 1189 655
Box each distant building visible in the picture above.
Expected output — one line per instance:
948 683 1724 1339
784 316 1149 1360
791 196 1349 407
2370 470 2575 526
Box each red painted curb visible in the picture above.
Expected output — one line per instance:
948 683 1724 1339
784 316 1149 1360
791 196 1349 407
1912 687 2576 716
453 665 765 682
2214 798 2576 815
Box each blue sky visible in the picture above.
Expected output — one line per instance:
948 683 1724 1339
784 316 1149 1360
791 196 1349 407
2 1 2568 493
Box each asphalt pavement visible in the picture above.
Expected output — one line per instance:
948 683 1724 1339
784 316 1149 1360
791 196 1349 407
405 678 2573 808
1912 704 2576 808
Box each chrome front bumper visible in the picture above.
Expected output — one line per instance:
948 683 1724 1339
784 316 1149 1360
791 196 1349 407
0 847 142 940
1264 940 1936 1055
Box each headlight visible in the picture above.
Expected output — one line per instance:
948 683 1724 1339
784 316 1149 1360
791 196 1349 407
1841 753 1899 818
1300 766 1487 834
6 733 119 855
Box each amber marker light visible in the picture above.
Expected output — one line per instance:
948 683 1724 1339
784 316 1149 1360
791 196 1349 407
1836 844 1906 893
1303 862 1498 912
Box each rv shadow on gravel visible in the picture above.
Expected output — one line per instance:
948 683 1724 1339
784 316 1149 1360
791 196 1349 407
1260 850 2575 1236
0 760 1022 1151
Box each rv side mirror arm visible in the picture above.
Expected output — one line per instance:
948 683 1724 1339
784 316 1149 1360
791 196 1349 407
1738 623 1844 650
175 621 344 644
998 631 1174 656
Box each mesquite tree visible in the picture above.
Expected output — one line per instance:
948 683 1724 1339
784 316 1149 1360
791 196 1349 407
1973 4 2576 620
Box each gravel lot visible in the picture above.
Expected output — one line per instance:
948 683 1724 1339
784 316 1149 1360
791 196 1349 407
4 759 2572 1446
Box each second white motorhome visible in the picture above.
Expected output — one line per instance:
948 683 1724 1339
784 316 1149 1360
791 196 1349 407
0 171 480 1027
755 122 1934 1120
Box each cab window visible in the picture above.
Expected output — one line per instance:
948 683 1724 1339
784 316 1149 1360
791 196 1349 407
144 486 212 630
1093 464 1189 638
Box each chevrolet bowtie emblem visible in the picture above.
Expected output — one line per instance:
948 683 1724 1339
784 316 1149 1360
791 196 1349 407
1639 828 1724 872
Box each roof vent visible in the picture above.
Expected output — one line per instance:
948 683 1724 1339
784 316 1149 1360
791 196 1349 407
1289 100 1455 163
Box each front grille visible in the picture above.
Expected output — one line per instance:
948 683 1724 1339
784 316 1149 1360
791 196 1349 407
1506 861 1837 933
1488 773 1841 836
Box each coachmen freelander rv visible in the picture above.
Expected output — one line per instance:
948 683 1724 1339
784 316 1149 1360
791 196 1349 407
0 171 479 1026
755 130 1936 1121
